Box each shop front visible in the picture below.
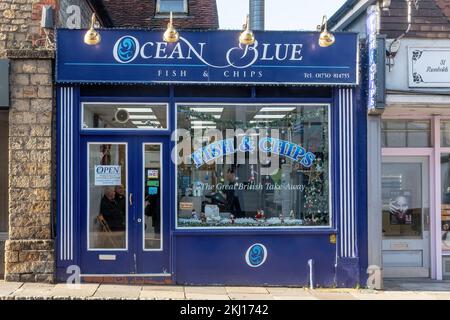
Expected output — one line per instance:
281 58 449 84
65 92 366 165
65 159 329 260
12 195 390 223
377 39 450 280
55 29 367 286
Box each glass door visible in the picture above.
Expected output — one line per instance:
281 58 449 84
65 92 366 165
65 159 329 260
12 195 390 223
381 156 431 277
80 136 170 275
135 138 170 274
80 137 134 274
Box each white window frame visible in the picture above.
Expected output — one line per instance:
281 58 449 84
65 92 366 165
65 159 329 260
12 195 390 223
81 102 170 131
156 0 188 14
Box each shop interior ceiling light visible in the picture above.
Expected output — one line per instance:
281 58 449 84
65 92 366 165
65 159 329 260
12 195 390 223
239 14 256 46
192 126 217 129
122 108 154 113
254 114 287 119
163 12 180 43
190 107 223 113
191 121 216 124
84 13 101 45
318 15 335 48
190 115 221 119
260 107 296 112
128 115 158 119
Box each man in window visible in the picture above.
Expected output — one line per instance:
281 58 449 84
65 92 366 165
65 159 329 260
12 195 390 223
99 187 124 231
224 168 244 218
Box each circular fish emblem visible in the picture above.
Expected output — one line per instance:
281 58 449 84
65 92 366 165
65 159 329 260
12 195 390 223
113 36 139 63
245 243 267 268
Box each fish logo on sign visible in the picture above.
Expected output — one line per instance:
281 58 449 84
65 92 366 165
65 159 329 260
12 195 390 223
113 36 139 63
245 243 267 268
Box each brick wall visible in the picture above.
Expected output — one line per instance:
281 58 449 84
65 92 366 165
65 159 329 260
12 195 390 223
102 0 219 29
381 0 450 39
1 0 56 283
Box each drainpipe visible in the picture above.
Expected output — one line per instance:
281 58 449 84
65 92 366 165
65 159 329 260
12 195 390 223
249 0 264 31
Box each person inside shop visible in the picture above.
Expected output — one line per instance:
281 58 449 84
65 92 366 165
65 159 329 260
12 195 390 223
224 168 244 218
99 187 124 232
115 184 126 219
145 193 161 236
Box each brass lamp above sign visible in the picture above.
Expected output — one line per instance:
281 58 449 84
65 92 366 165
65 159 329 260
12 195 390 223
408 47 450 88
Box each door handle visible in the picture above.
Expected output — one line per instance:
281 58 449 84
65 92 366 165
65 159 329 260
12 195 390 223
129 192 133 206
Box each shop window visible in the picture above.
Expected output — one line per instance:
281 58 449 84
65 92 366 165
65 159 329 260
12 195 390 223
175 104 331 228
82 103 168 130
441 154 450 253
156 0 188 14
441 121 450 147
381 120 431 148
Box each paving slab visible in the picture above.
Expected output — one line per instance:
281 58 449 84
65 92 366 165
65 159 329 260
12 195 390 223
228 293 274 300
12 283 55 298
93 284 142 299
185 293 230 300
225 287 269 294
49 283 99 298
426 292 450 300
0 282 23 297
139 290 185 300
272 295 318 300
361 291 437 300
398 283 450 291
266 287 314 297
141 285 184 292
310 292 357 300
185 286 227 295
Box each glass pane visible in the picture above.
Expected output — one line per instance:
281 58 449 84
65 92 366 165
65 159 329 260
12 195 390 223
158 0 186 13
83 103 167 130
381 120 430 148
381 162 423 238
441 153 450 252
143 144 162 249
176 104 330 228
441 121 450 147
88 143 127 249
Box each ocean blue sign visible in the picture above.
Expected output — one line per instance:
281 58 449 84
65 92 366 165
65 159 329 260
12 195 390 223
56 29 358 85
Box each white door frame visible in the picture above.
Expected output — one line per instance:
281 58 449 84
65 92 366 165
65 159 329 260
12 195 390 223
381 154 432 277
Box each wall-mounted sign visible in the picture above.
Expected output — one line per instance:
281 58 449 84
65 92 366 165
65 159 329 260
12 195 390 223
56 29 358 86
366 5 385 114
409 47 450 88
94 165 121 186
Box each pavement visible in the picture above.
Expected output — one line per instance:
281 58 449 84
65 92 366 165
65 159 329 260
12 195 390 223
1 279 450 300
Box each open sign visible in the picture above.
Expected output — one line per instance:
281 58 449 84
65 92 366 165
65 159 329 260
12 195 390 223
94 165 122 186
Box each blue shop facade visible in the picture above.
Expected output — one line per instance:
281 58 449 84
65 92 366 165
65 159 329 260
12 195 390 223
55 29 368 287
